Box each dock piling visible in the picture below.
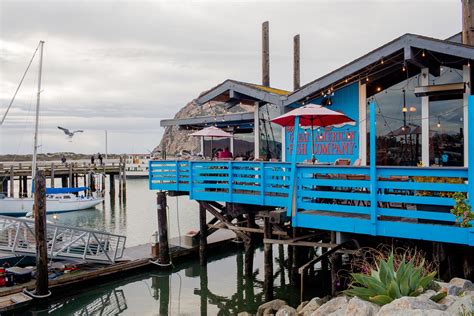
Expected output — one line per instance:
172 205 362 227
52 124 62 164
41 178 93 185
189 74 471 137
9 166 14 198
50 163 55 188
69 164 73 188
33 170 49 296
244 212 255 278
263 216 273 301
199 202 208 266
157 192 171 266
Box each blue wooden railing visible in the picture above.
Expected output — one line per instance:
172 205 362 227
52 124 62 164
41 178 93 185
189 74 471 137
149 95 474 246
149 160 472 245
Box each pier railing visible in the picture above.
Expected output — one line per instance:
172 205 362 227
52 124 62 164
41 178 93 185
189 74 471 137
149 160 472 246
0 215 126 264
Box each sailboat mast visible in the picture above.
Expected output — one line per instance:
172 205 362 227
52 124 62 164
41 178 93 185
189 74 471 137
31 40 44 185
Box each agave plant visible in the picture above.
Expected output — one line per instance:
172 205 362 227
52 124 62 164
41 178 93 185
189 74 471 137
344 253 437 306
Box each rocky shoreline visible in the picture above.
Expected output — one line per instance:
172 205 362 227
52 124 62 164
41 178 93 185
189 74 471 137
246 277 474 316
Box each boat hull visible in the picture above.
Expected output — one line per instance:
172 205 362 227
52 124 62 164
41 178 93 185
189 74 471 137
0 197 103 215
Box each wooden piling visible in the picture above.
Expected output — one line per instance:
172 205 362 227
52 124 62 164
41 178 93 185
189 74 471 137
118 159 123 199
122 159 127 197
330 231 340 296
19 175 23 197
200 265 208 316
293 34 300 90
157 192 170 265
263 216 273 301
109 174 115 198
22 176 28 197
69 164 73 188
262 21 270 87
244 212 255 278
199 202 208 266
9 166 14 198
61 175 67 188
50 163 55 188
159 274 170 316
33 170 48 296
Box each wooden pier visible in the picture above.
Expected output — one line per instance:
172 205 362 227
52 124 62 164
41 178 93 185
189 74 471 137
0 160 127 198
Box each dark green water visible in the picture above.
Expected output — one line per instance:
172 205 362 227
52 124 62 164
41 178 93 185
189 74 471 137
25 245 306 315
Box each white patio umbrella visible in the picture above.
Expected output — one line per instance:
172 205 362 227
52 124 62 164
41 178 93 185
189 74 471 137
191 126 233 158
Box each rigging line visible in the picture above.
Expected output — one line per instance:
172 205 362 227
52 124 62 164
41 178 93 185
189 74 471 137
1 41 41 126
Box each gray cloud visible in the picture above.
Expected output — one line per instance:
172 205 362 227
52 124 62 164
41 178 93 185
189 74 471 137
0 0 462 154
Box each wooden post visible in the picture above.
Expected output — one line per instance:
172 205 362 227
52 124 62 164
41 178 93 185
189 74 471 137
9 166 14 198
293 34 300 90
262 21 270 87
101 174 106 196
330 231 340 297
69 163 73 188
34 170 48 296
22 176 28 197
50 163 55 188
19 175 23 198
109 174 115 198
263 216 273 301
157 192 170 265
199 202 208 266
462 0 474 46
0 178 6 196
200 265 208 316
244 212 255 278
122 159 127 198
158 274 170 316
118 159 123 199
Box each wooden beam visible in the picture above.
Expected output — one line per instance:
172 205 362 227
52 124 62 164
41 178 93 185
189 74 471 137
264 238 337 248
200 202 250 243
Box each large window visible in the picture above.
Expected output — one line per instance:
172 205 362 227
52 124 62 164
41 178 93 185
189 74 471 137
369 76 422 166
428 67 464 166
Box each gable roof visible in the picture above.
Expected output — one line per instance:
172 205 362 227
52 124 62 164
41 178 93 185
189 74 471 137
196 79 289 106
284 33 473 106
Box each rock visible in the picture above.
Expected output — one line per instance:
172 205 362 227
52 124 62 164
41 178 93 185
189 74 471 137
437 295 457 307
257 299 288 316
276 305 297 316
345 297 380 316
309 296 349 316
445 294 474 314
296 301 308 313
418 290 437 300
299 297 327 315
446 277 474 296
377 296 447 316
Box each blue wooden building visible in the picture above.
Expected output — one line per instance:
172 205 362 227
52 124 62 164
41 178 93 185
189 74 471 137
150 32 474 247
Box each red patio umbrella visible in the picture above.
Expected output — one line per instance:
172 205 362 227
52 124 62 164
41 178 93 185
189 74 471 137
271 104 355 162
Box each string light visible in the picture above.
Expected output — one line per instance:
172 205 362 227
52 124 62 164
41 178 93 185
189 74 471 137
409 106 417 112
376 87 382 92
468 60 471 68
402 106 407 113
381 58 384 65
402 63 406 72
366 76 369 82
437 117 441 128
422 50 425 58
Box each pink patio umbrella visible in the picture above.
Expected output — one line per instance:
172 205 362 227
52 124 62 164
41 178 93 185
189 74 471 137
191 126 233 158
271 104 355 162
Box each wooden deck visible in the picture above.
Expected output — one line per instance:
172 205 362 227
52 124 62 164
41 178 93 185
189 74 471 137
0 229 236 312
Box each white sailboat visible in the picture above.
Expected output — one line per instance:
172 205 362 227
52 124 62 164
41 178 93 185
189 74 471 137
0 41 103 215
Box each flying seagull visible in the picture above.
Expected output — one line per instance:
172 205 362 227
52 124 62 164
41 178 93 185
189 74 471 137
57 126 84 138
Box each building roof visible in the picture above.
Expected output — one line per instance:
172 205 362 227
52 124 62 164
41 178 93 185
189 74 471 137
160 111 255 133
196 79 289 107
284 33 473 105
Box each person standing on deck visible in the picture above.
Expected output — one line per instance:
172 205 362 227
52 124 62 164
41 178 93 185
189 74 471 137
98 153 103 165
90 154 95 165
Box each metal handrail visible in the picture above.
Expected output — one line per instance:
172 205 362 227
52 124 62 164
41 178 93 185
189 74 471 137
0 215 126 264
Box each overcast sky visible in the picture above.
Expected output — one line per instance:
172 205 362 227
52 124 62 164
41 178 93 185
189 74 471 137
0 0 462 155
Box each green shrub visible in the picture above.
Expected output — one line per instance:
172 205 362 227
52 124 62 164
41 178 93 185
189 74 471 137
344 253 437 306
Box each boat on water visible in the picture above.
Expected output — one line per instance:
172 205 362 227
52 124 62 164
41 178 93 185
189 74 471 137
0 41 103 215
125 154 150 178
0 187 103 215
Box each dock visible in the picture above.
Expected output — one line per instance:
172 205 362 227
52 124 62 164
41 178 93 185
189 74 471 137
0 160 128 199
0 229 236 312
